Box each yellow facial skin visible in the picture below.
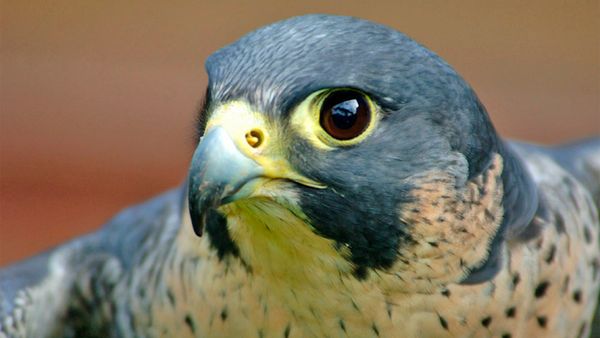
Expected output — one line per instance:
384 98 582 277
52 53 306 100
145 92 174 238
204 88 379 169
204 100 325 191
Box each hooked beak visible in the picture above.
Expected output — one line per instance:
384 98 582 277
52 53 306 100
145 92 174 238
187 127 264 236
187 102 326 237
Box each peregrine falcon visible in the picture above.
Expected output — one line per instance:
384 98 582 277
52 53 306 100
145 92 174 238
1 14 599 338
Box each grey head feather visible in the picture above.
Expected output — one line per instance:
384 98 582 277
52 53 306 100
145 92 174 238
206 14 463 116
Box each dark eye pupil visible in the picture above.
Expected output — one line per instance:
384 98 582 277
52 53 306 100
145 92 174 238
319 90 371 141
331 99 359 129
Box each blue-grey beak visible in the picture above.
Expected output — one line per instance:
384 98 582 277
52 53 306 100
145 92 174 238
187 127 263 236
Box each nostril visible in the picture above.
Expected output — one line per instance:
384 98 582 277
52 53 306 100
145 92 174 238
245 129 264 148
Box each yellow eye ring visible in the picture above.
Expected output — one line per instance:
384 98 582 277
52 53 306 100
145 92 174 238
313 88 378 147
290 88 379 149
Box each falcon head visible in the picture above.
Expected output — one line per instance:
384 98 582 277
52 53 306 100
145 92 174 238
187 15 537 290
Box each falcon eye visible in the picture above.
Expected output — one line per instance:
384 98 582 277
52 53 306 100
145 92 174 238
319 90 371 141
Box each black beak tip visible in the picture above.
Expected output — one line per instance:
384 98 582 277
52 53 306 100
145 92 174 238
191 215 204 237
188 196 206 237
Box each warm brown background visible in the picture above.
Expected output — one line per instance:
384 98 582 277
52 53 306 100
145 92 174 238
1 1 598 266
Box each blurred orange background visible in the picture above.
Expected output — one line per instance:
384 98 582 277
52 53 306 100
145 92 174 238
1 1 598 266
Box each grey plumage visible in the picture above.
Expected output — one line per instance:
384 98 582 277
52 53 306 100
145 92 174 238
1 189 184 337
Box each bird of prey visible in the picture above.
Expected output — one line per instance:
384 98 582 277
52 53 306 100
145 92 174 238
1 14 599 338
